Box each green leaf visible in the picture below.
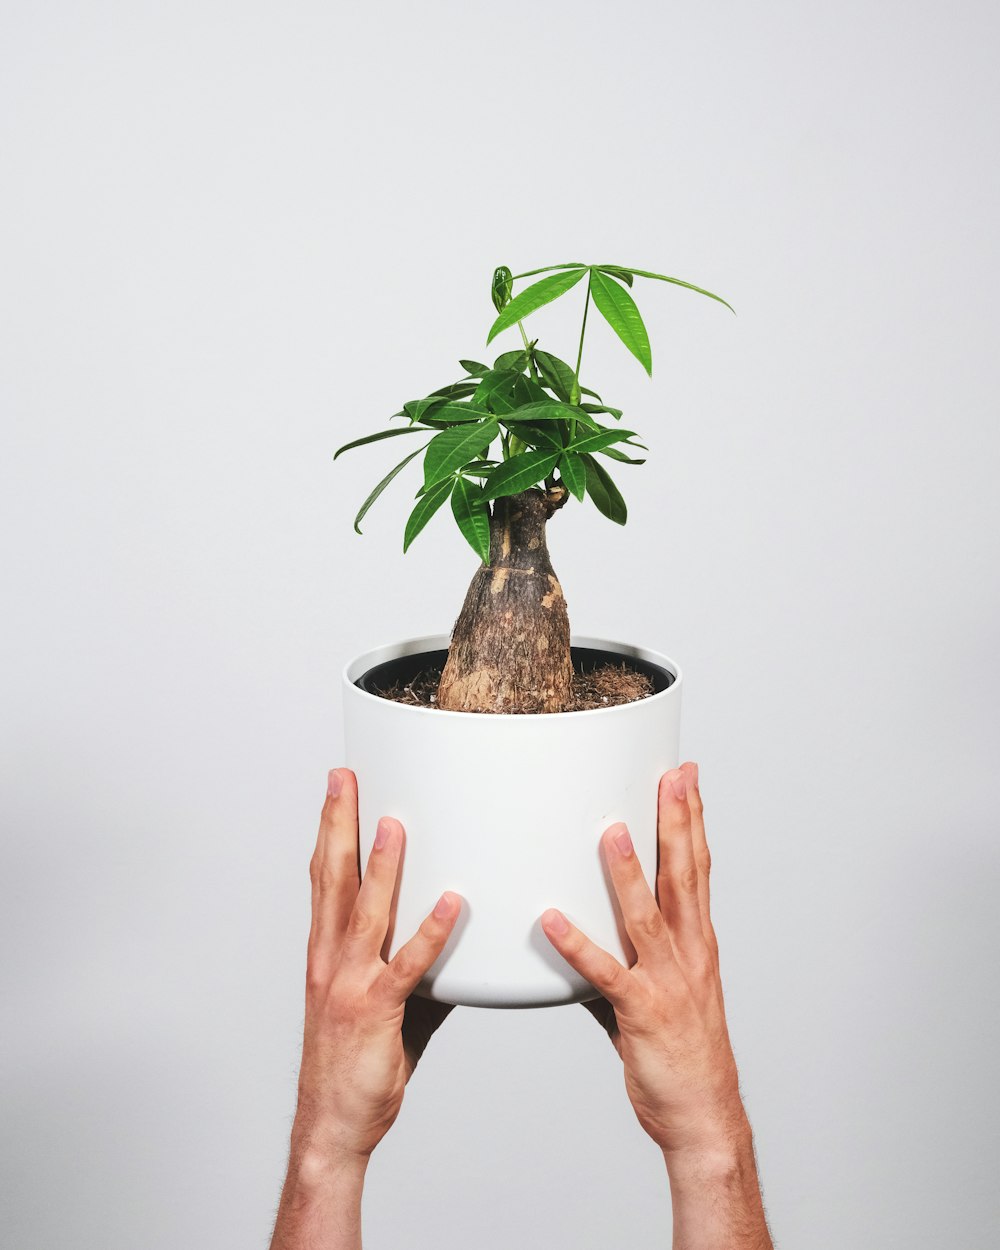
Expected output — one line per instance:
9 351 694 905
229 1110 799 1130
451 476 492 564
459 359 491 376
496 399 582 423
567 428 641 455
423 419 499 487
518 375 551 404
492 266 513 313
417 401 493 425
589 268 652 376
403 395 449 423
583 453 628 524
581 403 624 420
533 349 578 403
353 443 428 534
483 450 560 500
428 380 479 400
403 476 455 552
598 266 634 287
486 268 587 344
598 445 646 465
512 262 586 279
334 426 427 459
559 451 586 501
503 421 564 450
473 368 524 412
617 267 735 314
493 348 531 373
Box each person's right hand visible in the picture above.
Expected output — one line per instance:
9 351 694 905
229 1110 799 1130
271 769 462 1250
540 762 748 1162
289 768 462 1168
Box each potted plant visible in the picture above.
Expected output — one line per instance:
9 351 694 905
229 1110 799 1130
337 261 731 1007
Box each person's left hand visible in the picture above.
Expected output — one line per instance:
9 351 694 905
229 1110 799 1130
290 768 461 1169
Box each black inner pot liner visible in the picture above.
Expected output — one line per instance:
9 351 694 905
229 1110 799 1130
356 645 675 701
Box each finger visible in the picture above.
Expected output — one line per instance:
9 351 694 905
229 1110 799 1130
540 908 632 1009
309 769 361 962
342 816 404 962
600 822 677 964
656 768 708 966
679 761 719 958
377 892 463 1006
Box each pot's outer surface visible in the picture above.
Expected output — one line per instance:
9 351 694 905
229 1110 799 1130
342 634 682 1008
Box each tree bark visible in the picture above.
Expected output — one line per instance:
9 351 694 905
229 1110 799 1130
437 487 573 713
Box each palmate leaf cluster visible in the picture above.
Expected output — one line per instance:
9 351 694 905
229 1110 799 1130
334 262 732 565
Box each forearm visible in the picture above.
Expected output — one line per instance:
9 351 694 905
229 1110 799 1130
270 1141 368 1250
665 1120 772 1250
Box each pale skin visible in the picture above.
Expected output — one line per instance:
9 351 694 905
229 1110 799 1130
270 762 773 1250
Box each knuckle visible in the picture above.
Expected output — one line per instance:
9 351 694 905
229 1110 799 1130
419 914 445 941
677 865 700 896
347 906 376 938
687 947 716 983
310 856 340 893
560 926 585 956
604 961 631 999
635 908 666 941
696 849 712 877
385 952 415 988
306 965 327 996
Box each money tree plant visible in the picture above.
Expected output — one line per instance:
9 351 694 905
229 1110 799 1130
335 262 732 714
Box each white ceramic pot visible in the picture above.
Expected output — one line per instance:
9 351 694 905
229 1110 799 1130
342 634 682 1008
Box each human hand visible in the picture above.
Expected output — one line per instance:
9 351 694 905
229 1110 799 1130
270 769 461 1249
541 763 772 1247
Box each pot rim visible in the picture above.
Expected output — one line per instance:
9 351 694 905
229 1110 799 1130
342 633 682 721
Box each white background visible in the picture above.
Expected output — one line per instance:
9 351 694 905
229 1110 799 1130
2 1 999 1246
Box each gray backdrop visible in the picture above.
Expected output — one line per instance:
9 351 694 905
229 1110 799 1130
2 1 998 1246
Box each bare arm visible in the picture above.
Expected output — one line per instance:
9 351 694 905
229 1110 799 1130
270 769 461 1249
541 763 772 1250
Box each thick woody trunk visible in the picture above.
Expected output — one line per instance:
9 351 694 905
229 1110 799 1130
437 488 573 713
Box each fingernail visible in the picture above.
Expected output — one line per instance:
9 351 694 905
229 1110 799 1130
327 769 343 798
614 825 634 857
691 762 700 789
434 891 457 919
543 908 569 936
668 769 687 801
374 818 392 850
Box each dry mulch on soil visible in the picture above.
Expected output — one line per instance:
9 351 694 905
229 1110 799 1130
375 663 653 713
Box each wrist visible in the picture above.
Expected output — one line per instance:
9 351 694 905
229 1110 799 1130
271 1135 368 1250
663 1118 772 1249
288 1117 371 1196
660 1105 754 1188
289 1143 369 1192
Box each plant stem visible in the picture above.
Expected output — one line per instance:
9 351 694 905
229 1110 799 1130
517 321 540 381
570 270 592 439
574 275 592 382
